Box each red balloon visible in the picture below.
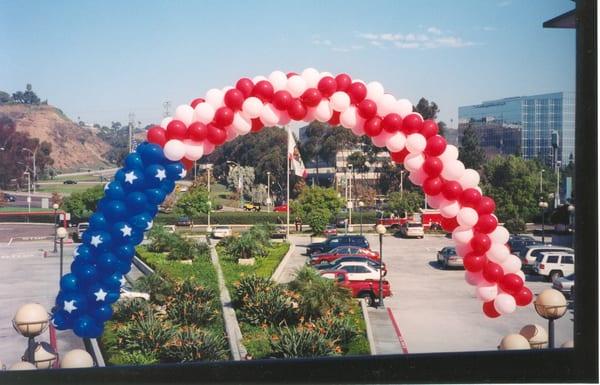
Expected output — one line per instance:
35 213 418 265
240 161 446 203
423 177 443 196
477 196 496 215
463 252 486 272
335 74 352 91
441 216 459 232
347 82 367 104
475 214 498 234
421 120 439 138
441 181 463 201
403 113 423 133
515 286 533 306
382 113 402 132
235 78 254 98
482 261 504 283
224 89 245 111
187 122 207 142
251 80 274 102
147 126 167 146
364 117 383 137
288 99 307 120
425 135 447 156
422 157 443 177
251 118 263 132
499 273 524 296
460 188 482 208
286 72 298 78
300 88 322 107
181 157 194 170
483 301 501 318
390 148 409 164
471 233 492 254
206 124 226 145
317 76 337 97
213 107 234 128
357 99 377 119
272 90 293 111
190 98 205 109
328 111 340 126
166 120 188 140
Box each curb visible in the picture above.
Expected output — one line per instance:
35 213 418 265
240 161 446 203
270 240 296 283
359 299 377 355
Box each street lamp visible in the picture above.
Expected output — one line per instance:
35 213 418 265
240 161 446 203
60 349 94 368
538 200 549 243
375 224 387 307
23 171 31 213
358 201 364 235
12 303 49 364
22 147 37 193
266 171 272 213
498 334 531 350
400 169 405 198
519 324 549 349
57 227 68 280
206 164 213 233
52 203 59 253
24 342 58 369
534 288 568 348
568 204 575 249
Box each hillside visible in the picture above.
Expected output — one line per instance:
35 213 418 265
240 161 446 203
0 104 112 171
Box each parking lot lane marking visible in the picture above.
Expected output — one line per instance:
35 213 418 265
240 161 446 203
7 237 13 246
386 308 409 354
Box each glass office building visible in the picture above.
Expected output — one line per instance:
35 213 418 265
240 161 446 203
458 92 575 165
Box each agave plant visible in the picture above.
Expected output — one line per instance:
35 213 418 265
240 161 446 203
313 315 358 346
112 298 153 323
133 273 173 305
269 324 339 358
161 326 229 362
165 280 218 326
116 315 177 356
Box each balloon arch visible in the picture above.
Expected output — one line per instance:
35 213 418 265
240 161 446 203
52 69 533 338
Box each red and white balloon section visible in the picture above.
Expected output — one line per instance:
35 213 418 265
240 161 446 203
53 69 534 339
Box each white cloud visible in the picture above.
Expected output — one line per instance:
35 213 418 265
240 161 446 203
356 30 476 49
435 36 474 48
427 27 442 35
358 33 379 40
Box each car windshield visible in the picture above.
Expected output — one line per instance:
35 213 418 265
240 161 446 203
446 248 457 255
408 223 422 227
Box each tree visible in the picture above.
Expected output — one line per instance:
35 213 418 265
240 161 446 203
174 187 211 223
346 152 367 173
61 185 104 219
291 186 344 225
97 121 129 165
0 91 12 104
414 98 439 120
459 123 486 169
226 165 255 199
11 84 40 105
387 191 423 216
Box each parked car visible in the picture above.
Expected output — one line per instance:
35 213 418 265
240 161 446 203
323 261 383 281
176 216 192 227
3 193 16 202
520 245 574 273
320 270 391 306
119 287 150 301
212 225 233 239
243 202 261 212
436 246 463 269
534 252 574 282
309 246 380 265
314 257 387 275
306 235 369 256
508 235 543 255
553 273 575 298
76 222 89 241
63 180 78 184
399 222 424 238
270 226 287 239
323 224 337 237
273 204 288 212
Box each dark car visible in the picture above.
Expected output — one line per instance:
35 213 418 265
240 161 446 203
507 235 542 255
176 216 192 226
3 193 16 202
63 180 78 184
306 235 369 256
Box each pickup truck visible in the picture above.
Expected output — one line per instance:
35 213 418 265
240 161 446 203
320 270 391 307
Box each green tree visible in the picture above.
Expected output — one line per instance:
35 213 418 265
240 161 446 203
306 207 330 235
459 123 486 169
174 187 211 224
291 186 343 226
226 165 255 199
0 91 12 104
387 191 423 216
11 84 40 105
414 98 439 119
346 152 367 173
62 185 104 219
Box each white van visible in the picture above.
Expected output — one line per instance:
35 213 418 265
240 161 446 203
400 222 424 238
76 222 89 241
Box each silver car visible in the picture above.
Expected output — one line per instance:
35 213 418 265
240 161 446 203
552 273 575 298
437 246 463 269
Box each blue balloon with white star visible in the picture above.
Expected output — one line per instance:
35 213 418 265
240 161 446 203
104 181 126 201
111 221 138 244
102 200 127 221
125 192 148 214
83 230 112 252
165 162 185 181
121 168 145 192
144 164 168 188
89 212 109 231
51 310 74 331
85 283 111 304
73 245 96 264
59 291 88 315
144 188 166 205
102 273 125 291
124 152 145 170
60 273 80 292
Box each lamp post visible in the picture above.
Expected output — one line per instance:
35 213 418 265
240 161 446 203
226 161 243 209
12 303 49 364
375 224 387 307
538 200 548 244
56 227 68 280
568 204 575 249
539 169 545 194
400 169 405 198
60 349 94 368
23 171 31 213
22 147 37 193
266 171 272 212
207 164 212 233
52 203 59 253
534 288 568 348
358 201 364 235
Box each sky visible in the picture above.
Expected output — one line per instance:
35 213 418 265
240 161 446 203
0 0 576 129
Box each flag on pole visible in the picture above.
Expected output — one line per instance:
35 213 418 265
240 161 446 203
287 127 307 178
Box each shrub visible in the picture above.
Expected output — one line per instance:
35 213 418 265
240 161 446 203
504 217 526 234
232 275 274 306
306 208 330 235
109 350 159 366
314 316 358 347
162 327 229 362
112 298 153 323
133 273 173 305
167 238 199 261
270 324 339 358
165 280 218 326
147 226 179 253
223 232 267 261
233 275 295 326
116 315 177 357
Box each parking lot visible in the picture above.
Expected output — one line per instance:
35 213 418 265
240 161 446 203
290 234 574 354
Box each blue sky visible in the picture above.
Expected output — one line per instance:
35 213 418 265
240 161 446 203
0 0 575 128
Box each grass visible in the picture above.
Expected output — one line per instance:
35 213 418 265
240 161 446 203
0 206 50 212
36 183 103 195
345 302 371 356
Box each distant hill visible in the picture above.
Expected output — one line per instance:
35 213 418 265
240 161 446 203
0 104 112 171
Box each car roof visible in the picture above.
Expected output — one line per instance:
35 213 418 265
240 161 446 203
539 251 574 257
525 245 573 251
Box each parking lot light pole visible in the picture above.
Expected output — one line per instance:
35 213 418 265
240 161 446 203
375 224 387 307
24 171 31 213
56 227 68 280
534 289 568 348
358 201 364 235
52 203 59 252
207 165 212 233
539 200 548 243
568 204 575 249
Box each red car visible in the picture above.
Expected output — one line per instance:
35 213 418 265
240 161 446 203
309 245 379 265
273 204 288 212
323 224 337 236
320 270 391 307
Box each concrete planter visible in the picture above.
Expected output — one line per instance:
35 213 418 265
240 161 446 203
179 259 193 265
238 258 256 266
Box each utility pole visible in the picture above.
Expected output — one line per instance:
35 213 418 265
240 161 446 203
163 101 171 117
128 113 135 153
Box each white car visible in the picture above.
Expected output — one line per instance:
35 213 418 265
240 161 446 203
212 225 232 239
76 222 89 240
334 262 383 281
534 252 574 282
119 287 150 301
520 245 574 272
400 222 424 238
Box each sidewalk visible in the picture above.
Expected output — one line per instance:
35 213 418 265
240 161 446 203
367 307 407 355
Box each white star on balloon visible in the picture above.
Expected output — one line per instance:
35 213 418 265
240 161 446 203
145 220 153 230
64 300 78 314
124 171 138 184
119 276 127 286
73 248 80 258
120 224 132 237
179 168 187 178
51 318 58 327
90 235 103 247
104 182 110 191
94 288 108 302
155 169 167 181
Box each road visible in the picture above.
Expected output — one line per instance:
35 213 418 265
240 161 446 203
288 234 574 354
0 224 57 243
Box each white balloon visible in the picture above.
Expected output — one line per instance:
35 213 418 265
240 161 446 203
319 71 333 78
457 207 479 227
366 81 384 102
286 75 307 98
406 133 427 154
494 293 517 314
221 85 234 93
353 78 366 85
231 112 252 135
205 88 224 109
242 97 263 119
486 243 510 264
385 132 406 152
340 106 358 128
314 99 333 122
160 117 173 129
163 139 186 161
426 193 444 209
489 226 510 244
439 144 459 162
301 67 320 88
395 98 414 117
183 140 204 160
351 120 365 136
330 91 351 112
439 199 460 218
372 130 392 148
475 186 483 194
174 104 194 127
465 271 484 286
441 159 466 181
452 225 474 245
403 153 425 172
377 94 397 116
193 103 215 124
303 106 317 122
259 104 279 126
476 281 498 302
268 70 288 91
501 254 522 274
459 169 481 189
252 75 267 84
407 168 427 186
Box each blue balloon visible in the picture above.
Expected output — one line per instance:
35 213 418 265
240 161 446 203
82 230 112 252
89 212 109 231
111 221 140 244
90 303 113 322
121 168 146 192
146 204 159 217
144 188 166 205
160 179 176 195
130 231 145 245
96 252 118 274
114 243 135 260
73 245 96 264
114 169 126 184
105 181 125 201
102 200 127 221
125 192 148 214
124 153 144 170
60 273 80 292
165 162 184 181
96 197 110 213
51 310 74 330
85 283 113 305
71 261 98 285
103 273 124 291
130 212 152 231
115 259 132 275
59 291 88 315
73 315 101 338
137 142 166 165
105 290 120 304
144 164 168 188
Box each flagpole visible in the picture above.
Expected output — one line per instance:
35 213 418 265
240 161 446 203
286 125 291 240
